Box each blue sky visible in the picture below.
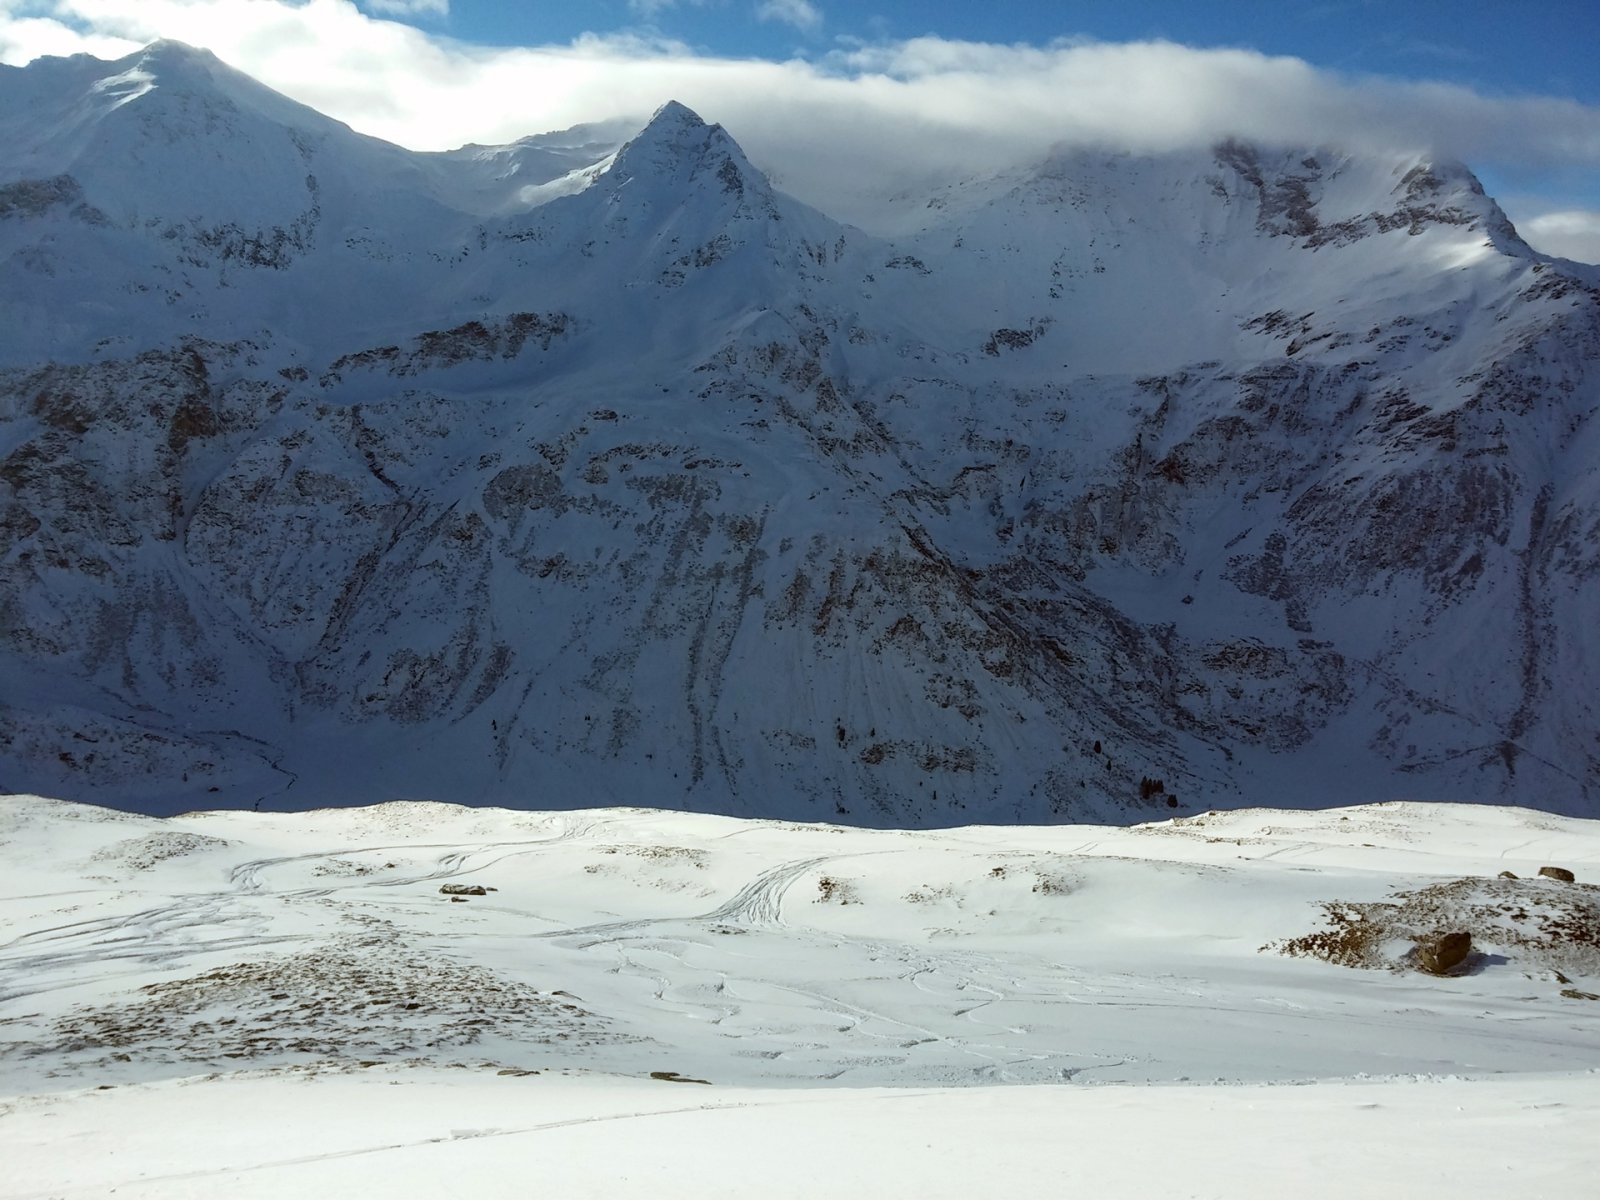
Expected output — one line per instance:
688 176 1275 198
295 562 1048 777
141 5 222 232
3 1 1598 258
397 0 1600 255
434 1 1600 105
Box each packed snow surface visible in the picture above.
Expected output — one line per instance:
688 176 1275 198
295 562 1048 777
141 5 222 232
3 794 1598 1195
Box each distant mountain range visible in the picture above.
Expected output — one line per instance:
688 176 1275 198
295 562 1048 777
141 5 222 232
3 41 1598 821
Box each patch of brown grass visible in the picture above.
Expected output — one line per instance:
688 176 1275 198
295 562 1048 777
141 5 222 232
815 876 859 905
1268 876 1600 979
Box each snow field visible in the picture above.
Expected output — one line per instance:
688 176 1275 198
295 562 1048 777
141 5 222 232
4 1068 1598 1199
3 794 1598 1194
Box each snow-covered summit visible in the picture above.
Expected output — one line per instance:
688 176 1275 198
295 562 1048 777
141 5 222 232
639 98 707 133
598 99 781 223
1 39 353 182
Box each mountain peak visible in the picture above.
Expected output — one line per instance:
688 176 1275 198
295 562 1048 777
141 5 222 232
647 99 707 130
606 98 767 203
123 39 229 86
100 39 352 141
138 38 219 64
624 100 721 156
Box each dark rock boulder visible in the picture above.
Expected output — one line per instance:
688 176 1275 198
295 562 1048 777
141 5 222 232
1415 931 1472 975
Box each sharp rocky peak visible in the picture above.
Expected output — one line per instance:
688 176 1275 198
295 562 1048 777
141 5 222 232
648 100 708 129
608 99 757 186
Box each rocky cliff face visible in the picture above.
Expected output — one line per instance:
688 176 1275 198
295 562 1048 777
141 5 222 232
2 42 1597 821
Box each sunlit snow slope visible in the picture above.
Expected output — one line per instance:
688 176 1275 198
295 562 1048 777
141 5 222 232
4 794 1598 1089
2 795 1598 1195
3 41 1599 821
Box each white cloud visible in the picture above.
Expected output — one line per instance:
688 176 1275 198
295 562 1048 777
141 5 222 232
755 0 820 33
0 15 130 62
362 0 447 17
4 2 1600 233
0 0 139 64
628 0 719 17
1520 210 1600 265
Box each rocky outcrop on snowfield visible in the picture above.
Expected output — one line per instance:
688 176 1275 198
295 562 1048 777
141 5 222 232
1 42 1597 821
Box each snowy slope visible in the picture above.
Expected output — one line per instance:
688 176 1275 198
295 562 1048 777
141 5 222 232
2 42 1599 821
2 794 1598 1195
8 1071 1599 1199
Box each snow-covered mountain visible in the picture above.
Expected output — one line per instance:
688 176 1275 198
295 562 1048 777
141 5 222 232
3 41 1598 821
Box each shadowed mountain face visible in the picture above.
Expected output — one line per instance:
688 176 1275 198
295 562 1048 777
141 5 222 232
2 42 1598 822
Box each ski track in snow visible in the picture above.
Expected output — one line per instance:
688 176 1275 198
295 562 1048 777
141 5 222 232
0 816 603 1005
3 794 1600 1095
